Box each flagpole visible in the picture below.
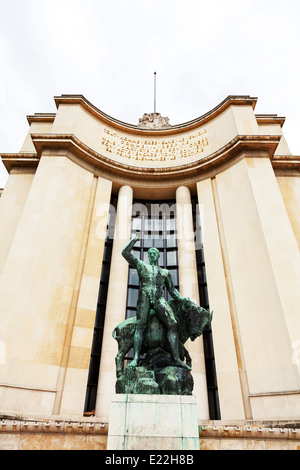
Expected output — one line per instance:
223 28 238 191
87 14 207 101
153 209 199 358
154 72 156 113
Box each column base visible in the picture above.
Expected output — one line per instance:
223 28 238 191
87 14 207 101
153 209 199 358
107 394 200 450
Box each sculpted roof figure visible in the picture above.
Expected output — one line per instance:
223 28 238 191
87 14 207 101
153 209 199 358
138 112 171 129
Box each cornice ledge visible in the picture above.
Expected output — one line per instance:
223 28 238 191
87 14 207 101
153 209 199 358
199 423 300 440
0 416 108 434
53 94 258 136
27 113 56 125
271 154 300 171
255 114 285 128
30 133 281 180
0 153 39 172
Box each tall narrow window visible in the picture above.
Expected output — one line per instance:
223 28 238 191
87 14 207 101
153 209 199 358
127 199 178 307
192 196 221 420
124 200 178 366
84 194 221 420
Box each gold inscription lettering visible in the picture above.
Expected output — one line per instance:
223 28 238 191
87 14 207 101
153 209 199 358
101 129 209 161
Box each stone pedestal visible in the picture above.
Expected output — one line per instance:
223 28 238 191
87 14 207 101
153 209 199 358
107 394 200 450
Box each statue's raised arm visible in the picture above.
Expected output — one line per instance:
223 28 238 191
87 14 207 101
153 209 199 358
121 232 141 269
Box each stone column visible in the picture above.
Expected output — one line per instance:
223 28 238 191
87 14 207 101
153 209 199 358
95 185 133 419
176 186 210 419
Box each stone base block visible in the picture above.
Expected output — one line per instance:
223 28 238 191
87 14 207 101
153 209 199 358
107 394 200 450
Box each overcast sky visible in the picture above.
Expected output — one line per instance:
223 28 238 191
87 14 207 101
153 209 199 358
1 0 300 187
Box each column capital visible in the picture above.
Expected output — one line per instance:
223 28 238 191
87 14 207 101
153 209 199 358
176 185 190 197
118 185 133 195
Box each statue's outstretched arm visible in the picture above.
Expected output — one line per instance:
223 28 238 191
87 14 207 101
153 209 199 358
165 272 184 302
121 232 141 269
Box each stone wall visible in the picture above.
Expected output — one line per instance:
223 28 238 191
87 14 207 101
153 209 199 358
0 415 108 450
198 421 300 450
0 415 299 450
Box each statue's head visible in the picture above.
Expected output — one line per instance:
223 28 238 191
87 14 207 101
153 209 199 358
148 247 160 265
184 303 213 341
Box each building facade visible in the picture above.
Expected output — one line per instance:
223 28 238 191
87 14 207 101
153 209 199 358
0 95 300 450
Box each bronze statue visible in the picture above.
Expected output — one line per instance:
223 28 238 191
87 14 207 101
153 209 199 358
112 233 213 395
122 232 190 371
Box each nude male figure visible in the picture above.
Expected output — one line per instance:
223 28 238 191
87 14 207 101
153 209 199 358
122 232 191 370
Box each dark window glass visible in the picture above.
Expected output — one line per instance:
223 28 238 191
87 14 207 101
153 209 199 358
153 234 164 249
168 269 178 286
128 268 139 285
127 288 139 308
125 199 179 311
165 218 176 232
165 232 177 248
123 199 180 371
143 236 153 249
166 250 177 266
126 309 137 319
192 195 221 420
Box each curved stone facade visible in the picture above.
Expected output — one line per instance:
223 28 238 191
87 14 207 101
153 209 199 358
0 94 299 449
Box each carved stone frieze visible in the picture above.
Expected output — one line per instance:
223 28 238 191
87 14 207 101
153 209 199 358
138 112 171 129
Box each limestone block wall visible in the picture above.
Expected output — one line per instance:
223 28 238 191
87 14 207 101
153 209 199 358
95 185 133 419
55 176 112 416
197 179 246 420
198 156 300 421
0 168 35 273
0 155 99 416
0 416 108 450
198 421 300 450
0 415 299 450
276 175 300 250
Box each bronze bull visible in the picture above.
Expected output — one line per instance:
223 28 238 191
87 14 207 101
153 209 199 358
112 297 213 378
